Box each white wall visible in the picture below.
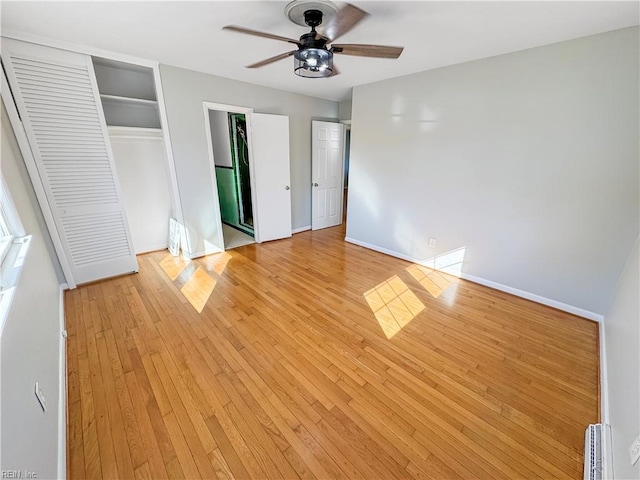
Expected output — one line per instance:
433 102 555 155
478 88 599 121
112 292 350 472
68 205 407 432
209 110 232 168
338 98 352 121
605 237 639 480
347 27 639 316
109 128 173 254
0 103 63 478
159 64 338 255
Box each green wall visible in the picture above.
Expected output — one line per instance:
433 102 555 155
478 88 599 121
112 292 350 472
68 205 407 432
215 167 239 226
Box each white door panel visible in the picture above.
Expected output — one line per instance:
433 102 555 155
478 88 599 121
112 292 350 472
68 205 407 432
250 113 292 242
2 38 137 284
312 121 345 230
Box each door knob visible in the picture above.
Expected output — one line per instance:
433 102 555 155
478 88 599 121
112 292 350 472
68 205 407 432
313 183 319 187
285 186 290 190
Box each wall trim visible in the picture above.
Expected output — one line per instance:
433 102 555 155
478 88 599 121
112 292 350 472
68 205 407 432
136 243 169 255
344 236 604 322
107 126 164 140
461 273 603 322
2 30 158 68
57 283 68 480
292 225 311 234
152 64 185 229
188 247 224 260
599 320 610 424
598 320 613 479
345 236 422 264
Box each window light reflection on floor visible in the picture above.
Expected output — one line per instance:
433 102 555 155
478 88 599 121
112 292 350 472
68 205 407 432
201 251 232 275
406 264 458 299
159 253 191 281
364 275 425 339
158 252 230 313
180 266 217 313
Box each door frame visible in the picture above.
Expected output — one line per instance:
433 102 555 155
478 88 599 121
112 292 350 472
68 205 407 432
341 120 351 223
202 102 261 250
311 120 346 230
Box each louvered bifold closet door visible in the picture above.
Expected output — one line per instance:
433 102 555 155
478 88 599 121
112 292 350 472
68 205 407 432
2 38 137 284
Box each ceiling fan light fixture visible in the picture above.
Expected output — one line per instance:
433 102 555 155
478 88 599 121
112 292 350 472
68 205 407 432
294 48 333 77
225 2 403 77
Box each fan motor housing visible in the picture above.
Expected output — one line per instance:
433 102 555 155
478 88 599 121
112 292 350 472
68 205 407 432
303 9 323 27
298 9 329 50
299 31 327 49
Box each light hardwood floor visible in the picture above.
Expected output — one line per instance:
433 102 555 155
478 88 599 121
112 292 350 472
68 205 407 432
65 224 598 479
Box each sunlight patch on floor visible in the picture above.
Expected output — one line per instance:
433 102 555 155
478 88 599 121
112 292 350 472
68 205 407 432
180 266 217 313
159 253 191 281
364 275 425 339
202 251 232 275
406 264 458 298
158 252 231 312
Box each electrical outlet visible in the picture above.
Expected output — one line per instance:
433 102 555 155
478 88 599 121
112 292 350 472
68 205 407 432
35 382 47 412
630 434 640 466
428 237 437 249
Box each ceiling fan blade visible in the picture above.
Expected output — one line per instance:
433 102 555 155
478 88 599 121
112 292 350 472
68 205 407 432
322 3 369 42
223 25 300 45
246 51 296 69
332 44 404 59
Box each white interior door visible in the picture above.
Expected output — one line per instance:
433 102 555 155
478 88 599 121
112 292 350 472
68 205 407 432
2 38 138 285
250 112 292 242
312 121 345 230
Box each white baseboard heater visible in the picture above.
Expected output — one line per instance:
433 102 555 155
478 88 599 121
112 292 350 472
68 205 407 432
584 424 605 480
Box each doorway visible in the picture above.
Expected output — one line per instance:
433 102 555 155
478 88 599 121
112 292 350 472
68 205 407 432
343 124 351 222
204 103 293 253
311 120 347 230
207 108 256 250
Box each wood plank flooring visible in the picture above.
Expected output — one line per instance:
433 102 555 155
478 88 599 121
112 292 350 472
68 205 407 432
65 224 599 479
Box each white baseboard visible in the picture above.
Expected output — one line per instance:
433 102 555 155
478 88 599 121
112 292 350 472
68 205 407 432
58 284 67 480
135 242 169 255
599 320 610 424
461 273 603 322
599 320 613 479
292 225 311 234
187 247 223 259
344 236 603 322
345 237 422 265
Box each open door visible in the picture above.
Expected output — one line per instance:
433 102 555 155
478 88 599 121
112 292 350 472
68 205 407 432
250 113 292 242
312 121 345 230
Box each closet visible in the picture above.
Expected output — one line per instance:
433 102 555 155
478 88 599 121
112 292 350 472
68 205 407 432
3 36 296 286
93 57 161 129
92 57 172 255
1 38 172 286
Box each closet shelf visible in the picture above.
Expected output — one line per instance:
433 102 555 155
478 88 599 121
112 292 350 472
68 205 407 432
100 94 158 106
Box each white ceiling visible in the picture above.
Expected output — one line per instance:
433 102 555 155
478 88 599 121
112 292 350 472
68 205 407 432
1 1 638 102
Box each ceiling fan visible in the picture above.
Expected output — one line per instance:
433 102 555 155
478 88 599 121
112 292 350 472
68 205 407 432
223 0 404 78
